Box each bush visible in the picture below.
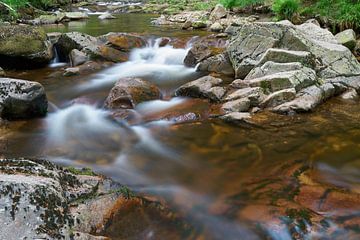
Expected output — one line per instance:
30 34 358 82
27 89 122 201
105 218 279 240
219 0 264 9
272 0 300 20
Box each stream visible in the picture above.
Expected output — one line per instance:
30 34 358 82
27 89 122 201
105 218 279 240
2 14 360 240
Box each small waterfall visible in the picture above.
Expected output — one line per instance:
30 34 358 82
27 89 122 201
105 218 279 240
77 38 199 92
49 46 66 68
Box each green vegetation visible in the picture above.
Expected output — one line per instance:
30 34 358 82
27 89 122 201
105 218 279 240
2 0 67 11
66 166 97 176
219 0 264 9
272 0 300 20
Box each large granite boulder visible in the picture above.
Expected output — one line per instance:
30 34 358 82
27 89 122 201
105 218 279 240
0 78 47 119
0 25 52 68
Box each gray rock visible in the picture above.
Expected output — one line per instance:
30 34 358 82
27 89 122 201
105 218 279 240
64 12 89 20
224 87 265 106
257 49 315 67
47 32 62 45
197 53 234 76
340 88 359 100
0 78 47 119
245 61 304 80
335 29 357 50
260 88 296 108
221 98 251 112
70 49 89 67
98 12 116 20
0 158 116 239
209 22 224 32
210 4 227 21
56 32 100 59
220 112 251 122
175 76 224 102
191 21 207 29
246 67 317 93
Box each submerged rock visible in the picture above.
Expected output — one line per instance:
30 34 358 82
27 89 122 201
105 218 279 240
0 78 47 119
0 25 52 68
104 77 161 109
98 12 116 20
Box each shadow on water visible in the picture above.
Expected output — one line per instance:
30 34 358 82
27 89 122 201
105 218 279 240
2 13 360 240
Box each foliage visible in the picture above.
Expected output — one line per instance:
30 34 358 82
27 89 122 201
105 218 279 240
2 0 59 10
66 166 97 176
219 0 264 9
308 0 360 29
272 0 300 20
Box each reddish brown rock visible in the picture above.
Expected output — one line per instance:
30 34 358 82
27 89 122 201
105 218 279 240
104 78 161 109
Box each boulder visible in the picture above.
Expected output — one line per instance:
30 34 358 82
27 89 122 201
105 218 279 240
56 32 100 60
64 12 89 20
0 78 47 119
0 25 52 68
99 33 147 52
219 112 251 122
174 76 225 102
191 21 207 29
259 88 296 108
63 67 80 76
197 53 234 76
226 21 360 79
98 12 116 20
209 22 224 32
224 87 265 106
46 32 62 45
210 4 227 21
35 14 64 24
245 61 304 80
98 45 129 62
184 35 228 67
335 29 357 51
104 78 161 109
257 49 315 67
70 49 89 67
221 98 251 113
340 88 358 100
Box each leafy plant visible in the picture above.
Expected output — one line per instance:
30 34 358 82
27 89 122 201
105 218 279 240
272 0 300 20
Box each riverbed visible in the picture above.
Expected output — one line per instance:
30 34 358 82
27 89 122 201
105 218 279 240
2 14 360 240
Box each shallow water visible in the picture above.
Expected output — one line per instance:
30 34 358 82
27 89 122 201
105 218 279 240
2 14 360 240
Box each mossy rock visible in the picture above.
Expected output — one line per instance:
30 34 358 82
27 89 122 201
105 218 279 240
0 25 52 68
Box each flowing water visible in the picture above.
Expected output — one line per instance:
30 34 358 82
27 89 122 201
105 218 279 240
2 14 360 240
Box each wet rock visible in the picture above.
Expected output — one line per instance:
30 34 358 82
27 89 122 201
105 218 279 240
184 35 228 67
0 25 52 68
175 76 225 102
260 88 297 108
221 98 251 112
219 112 251 122
98 12 116 20
64 67 80 76
182 20 192 29
340 88 359 100
35 14 64 24
335 29 357 51
56 32 100 60
0 78 47 119
224 87 265 106
70 49 89 67
99 33 146 52
273 85 331 113
104 77 161 109
158 37 170 47
98 45 129 62
0 158 124 239
197 53 234 76
209 4 227 21
64 12 89 20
